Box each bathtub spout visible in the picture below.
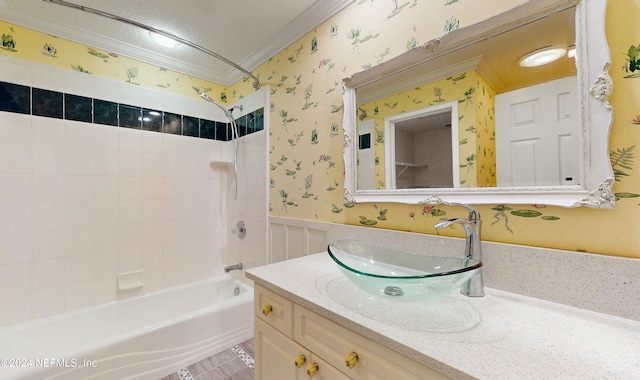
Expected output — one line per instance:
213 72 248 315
224 263 243 273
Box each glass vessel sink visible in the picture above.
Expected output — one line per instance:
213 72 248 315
327 240 482 301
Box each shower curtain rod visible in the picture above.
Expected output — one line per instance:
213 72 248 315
42 0 260 90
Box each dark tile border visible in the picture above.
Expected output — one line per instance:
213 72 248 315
0 80 264 142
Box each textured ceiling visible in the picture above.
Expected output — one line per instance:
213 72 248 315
0 0 353 85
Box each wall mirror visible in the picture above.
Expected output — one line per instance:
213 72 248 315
342 0 614 207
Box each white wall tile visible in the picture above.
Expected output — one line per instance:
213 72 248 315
64 202 94 230
0 142 32 173
119 176 142 200
93 125 120 151
0 173 32 202
32 145 64 174
33 202 65 232
64 70 92 97
0 232 32 265
142 130 164 154
142 244 164 269
65 120 93 148
162 265 183 288
0 112 31 144
64 280 93 311
162 155 184 178
32 230 67 260
119 81 143 106
33 174 66 202
65 254 94 283
0 202 31 236
119 152 142 177
119 128 142 153
0 292 32 325
64 228 93 257
119 246 143 272
162 133 184 156
93 276 117 304
31 62 64 91
119 200 142 225
142 176 164 200
94 176 120 201
33 258 65 289
65 147 93 175
142 199 164 222
0 56 31 85
142 222 164 246
32 116 64 146
119 224 142 249
0 262 32 297
94 200 119 226
141 267 163 293
32 287 65 319
92 76 119 102
142 154 163 177
93 150 120 176
64 175 93 202
93 226 119 255
163 178 183 199
93 251 119 277
141 87 164 110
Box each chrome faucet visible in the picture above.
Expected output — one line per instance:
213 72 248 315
434 204 485 297
224 263 243 273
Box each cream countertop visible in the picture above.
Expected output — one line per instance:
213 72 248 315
246 252 640 380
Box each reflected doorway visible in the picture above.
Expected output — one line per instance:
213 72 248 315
385 101 460 189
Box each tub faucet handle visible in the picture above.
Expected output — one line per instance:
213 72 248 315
232 220 246 239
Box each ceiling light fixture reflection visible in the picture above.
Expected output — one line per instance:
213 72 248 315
518 46 567 67
150 32 178 48
567 45 576 59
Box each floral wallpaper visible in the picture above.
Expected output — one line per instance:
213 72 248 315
1 0 639 258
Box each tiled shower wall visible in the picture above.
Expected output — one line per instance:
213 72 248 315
0 55 267 326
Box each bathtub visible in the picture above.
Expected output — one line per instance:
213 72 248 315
0 275 254 380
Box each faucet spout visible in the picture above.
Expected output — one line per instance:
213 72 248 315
224 263 243 273
434 204 485 297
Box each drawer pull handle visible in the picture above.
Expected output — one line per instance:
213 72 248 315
345 352 359 369
293 354 306 368
262 305 273 316
306 362 319 377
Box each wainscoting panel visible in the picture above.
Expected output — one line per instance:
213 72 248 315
268 217 330 263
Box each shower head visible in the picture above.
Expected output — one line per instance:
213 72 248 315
200 93 234 119
228 105 244 114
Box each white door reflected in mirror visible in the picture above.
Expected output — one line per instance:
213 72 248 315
495 76 579 187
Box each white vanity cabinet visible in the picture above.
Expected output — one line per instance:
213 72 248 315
254 285 449 380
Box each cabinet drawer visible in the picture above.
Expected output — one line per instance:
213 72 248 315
255 318 349 380
255 284 293 337
294 304 449 380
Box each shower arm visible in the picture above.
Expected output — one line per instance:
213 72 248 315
42 0 260 90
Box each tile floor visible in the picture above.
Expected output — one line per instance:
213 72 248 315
159 338 254 380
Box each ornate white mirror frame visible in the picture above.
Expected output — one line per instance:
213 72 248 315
342 0 614 208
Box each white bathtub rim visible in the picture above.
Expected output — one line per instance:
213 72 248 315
0 276 253 359
0 275 254 380
0 276 251 336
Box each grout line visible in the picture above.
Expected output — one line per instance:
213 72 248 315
232 344 255 370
